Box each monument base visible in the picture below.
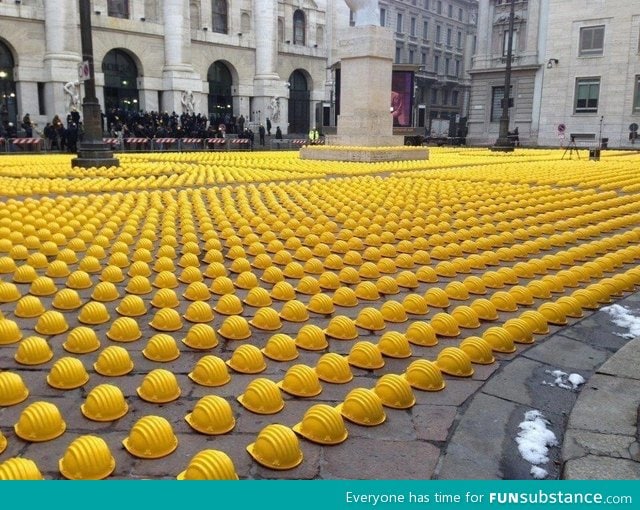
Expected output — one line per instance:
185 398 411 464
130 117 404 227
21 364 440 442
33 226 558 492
300 145 429 162
72 141 120 169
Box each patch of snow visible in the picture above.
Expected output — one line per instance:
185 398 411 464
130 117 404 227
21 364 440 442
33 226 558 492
516 410 558 467
530 466 548 479
601 304 640 339
542 369 585 391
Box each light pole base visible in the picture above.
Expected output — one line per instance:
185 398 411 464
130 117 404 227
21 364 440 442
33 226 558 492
72 141 120 168
491 137 515 152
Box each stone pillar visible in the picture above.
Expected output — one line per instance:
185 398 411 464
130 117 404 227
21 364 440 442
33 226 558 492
162 0 202 112
44 0 81 118
474 0 491 67
330 25 403 147
251 0 283 127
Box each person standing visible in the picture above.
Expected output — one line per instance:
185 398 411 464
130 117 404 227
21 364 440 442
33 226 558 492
22 113 33 137
238 114 245 133
258 124 266 146
266 117 272 136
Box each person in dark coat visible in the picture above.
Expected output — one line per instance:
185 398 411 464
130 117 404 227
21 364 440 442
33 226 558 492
275 126 283 140
266 117 272 136
258 124 266 146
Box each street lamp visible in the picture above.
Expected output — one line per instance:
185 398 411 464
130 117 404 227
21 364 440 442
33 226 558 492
492 0 515 152
71 0 119 168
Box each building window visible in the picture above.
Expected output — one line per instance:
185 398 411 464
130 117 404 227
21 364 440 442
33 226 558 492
503 30 517 55
212 0 228 34
431 88 438 104
436 25 441 43
107 0 129 19
437 1 442 14
423 20 429 40
452 90 459 106
446 28 452 46
445 57 450 75
455 59 461 76
575 78 600 113
579 25 605 56
457 31 462 48
448 4 453 17
396 47 402 63
380 8 386 27
349 10 355 26
443 90 449 105
421 52 427 64
434 54 440 73
491 85 512 122
425 0 429 9
409 49 415 63
396 13 403 33
411 17 416 36
634 76 640 112
37 82 46 115
293 9 305 45
458 7 463 22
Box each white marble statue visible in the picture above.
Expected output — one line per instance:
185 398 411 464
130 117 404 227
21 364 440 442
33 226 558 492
181 89 196 114
270 96 281 122
344 0 380 26
63 81 80 113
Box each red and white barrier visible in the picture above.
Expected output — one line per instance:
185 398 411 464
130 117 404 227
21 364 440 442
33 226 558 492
10 138 43 151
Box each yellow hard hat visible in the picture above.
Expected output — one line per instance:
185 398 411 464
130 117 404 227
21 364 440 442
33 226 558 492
337 388 386 426
81 384 128 422
482 326 516 353
47 357 90 390
63 326 101 354
185 395 235 435
188 355 230 387
246 424 303 470
237 378 284 414
143 334 181 362
0 318 22 345
137 368 181 404
122 415 178 459
226 344 267 374
295 324 329 350
436 347 474 377
15 335 54 365
374 374 416 409
293 404 348 445
149 307 183 332
405 321 438 347
459 336 495 364
14 401 66 442
377 331 412 358
315 352 353 383
0 458 44 480
347 341 385 369
0 371 29 406
78 301 110 325
34 310 69 335
278 364 322 397
177 450 239 480
262 333 299 361
93 345 134 376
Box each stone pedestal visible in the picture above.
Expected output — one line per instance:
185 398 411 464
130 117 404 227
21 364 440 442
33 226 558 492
329 25 403 148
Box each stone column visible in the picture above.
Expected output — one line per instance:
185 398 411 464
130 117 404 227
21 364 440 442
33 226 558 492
162 0 202 113
252 0 283 129
474 0 491 68
44 0 81 118
330 25 403 147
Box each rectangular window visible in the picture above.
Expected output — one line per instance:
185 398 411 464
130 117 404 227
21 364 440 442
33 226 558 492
437 1 442 14
452 90 459 106
396 47 402 63
446 28 452 46
491 86 512 122
421 52 427 64
424 0 429 9
455 59 461 76
458 8 463 22
37 82 46 116
423 20 429 40
411 17 417 36
457 31 462 48
380 8 386 27
579 25 605 56
434 55 440 73
108 0 129 18
448 4 453 17
436 25 441 42
575 77 600 113
443 90 449 105
634 75 640 112
445 57 450 75
409 49 415 63
431 88 438 104
503 30 516 55
397 13 403 33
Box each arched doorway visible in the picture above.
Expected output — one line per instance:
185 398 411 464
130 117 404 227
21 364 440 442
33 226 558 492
102 49 139 112
0 40 17 130
288 70 310 134
207 61 233 123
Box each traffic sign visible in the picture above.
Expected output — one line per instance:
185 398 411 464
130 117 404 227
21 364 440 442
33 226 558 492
557 123 566 133
629 123 638 132
78 61 90 82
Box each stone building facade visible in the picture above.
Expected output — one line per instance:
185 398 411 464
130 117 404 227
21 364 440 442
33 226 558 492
0 0 350 134
469 0 640 148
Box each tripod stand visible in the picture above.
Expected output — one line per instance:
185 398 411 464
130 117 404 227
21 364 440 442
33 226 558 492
562 139 580 160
